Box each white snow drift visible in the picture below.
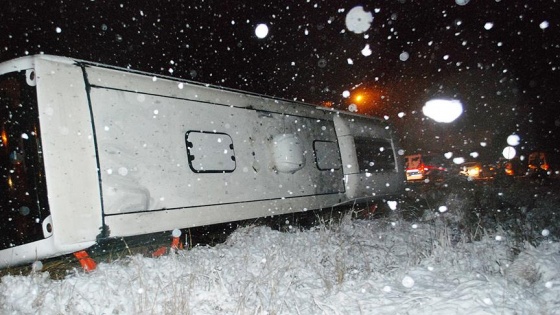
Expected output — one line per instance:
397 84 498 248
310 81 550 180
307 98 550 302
1 216 558 314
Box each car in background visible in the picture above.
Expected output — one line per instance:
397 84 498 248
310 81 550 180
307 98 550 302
405 154 424 181
405 153 449 182
528 151 559 177
528 151 548 173
526 150 560 184
460 162 483 179
495 158 523 177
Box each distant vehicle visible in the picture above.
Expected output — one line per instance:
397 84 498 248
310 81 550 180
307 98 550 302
459 162 483 179
491 158 523 186
0 55 406 268
527 151 559 178
404 153 448 182
493 158 519 176
405 154 424 181
480 163 501 179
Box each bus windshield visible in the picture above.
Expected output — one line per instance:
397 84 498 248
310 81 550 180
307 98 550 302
0 70 50 251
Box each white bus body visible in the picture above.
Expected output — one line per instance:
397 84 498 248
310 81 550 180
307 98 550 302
0 55 405 268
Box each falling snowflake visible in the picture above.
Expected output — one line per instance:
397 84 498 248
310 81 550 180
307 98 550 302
255 24 269 39
455 0 470 5
399 51 409 61
345 6 373 34
361 44 372 56
402 276 415 288
507 134 520 146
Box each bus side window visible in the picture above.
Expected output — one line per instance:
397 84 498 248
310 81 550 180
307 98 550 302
353 137 396 173
313 140 342 171
185 131 236 173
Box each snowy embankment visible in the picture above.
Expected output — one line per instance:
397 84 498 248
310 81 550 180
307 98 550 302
1 214 559 315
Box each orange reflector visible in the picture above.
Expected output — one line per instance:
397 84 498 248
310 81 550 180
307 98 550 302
171 236 184 250
73 250 97 272
152 246 168 258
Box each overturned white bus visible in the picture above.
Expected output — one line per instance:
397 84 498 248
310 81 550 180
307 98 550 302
0 55 405 268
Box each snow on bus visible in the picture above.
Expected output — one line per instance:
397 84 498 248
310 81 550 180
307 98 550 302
0 55 405 269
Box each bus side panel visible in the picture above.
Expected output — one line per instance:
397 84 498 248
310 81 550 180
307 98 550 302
0 238 96 268
104 194 344 238
85 73 345 237
34 59 103 246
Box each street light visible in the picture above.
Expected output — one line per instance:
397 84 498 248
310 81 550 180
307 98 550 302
354 93 364 103
347 89 381 114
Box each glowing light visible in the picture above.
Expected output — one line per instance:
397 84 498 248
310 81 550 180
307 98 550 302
346 87 383 114
423 99 463 123
321 101 333 108
1 129 8 145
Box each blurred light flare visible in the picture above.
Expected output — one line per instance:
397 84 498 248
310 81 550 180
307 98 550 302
423 99 463 123
345 87 385 114
1 129 8 146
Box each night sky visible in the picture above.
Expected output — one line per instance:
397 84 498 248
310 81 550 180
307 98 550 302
1 0 559 161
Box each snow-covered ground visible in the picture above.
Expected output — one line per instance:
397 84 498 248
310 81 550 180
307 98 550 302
1 210 559 315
